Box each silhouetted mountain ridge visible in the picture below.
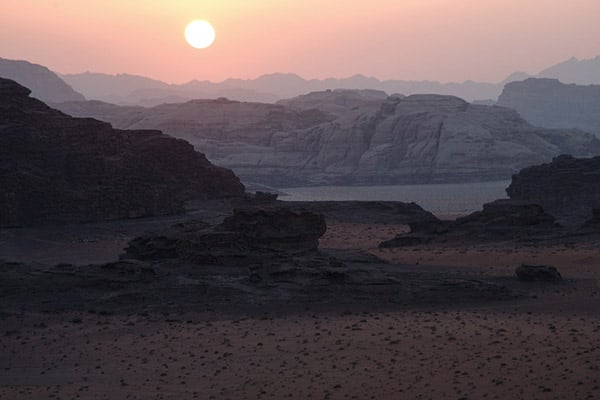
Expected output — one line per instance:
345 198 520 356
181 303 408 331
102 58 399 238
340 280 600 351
0 57 85 103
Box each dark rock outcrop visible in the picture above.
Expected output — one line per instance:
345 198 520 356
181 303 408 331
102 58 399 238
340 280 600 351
497 78 600 137
0 57 85 103
122 208 352 288
123 208 326 264
515 264 562 282
55 91 600 186
0 78 244 227
379 199 559 247
506 155 600 225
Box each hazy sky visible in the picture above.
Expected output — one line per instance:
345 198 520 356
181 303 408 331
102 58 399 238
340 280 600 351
3 0 600 84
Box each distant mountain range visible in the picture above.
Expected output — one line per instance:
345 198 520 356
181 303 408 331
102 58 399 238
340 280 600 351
56 54 600 105
3 55 600 106
498 78 600 137
0 58 84 103
537 55 600 85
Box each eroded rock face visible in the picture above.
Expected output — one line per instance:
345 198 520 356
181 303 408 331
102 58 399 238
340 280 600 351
55 91 600 186
498 78 600 137
0 78 244 227
506 155 600 225
515 264 562 282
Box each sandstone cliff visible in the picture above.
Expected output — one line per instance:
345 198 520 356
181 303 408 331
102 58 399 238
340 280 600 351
0 78 244 227
497 78 600 137
506 154 600 225
55 90 600 187
0 57 85 103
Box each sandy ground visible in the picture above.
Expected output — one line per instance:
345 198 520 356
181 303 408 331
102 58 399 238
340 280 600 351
1 220 600 399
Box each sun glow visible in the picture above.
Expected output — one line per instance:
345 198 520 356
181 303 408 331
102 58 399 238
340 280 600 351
185 20 216 49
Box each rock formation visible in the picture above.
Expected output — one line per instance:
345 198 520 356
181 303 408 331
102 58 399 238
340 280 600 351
123 208 327 264
0 57 85 103
0 78 244 227
497 78 600 137
506 155 600 225
55 91 600 187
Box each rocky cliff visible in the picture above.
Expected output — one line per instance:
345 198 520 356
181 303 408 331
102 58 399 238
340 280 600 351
506 155 600 225
0 78 244 227
55 90 600 187
497 78 600 137
0 57 85 103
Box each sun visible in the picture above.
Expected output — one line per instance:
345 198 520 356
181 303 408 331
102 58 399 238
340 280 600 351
185 20 216 49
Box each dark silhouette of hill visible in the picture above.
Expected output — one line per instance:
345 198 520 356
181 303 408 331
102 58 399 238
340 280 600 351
0 78 244 227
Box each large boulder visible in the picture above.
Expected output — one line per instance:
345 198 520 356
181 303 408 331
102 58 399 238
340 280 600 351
0 78 244 227
506 154 600 225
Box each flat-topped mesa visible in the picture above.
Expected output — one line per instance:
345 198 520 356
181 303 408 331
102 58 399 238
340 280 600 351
0 78 244 227
506 154 600 226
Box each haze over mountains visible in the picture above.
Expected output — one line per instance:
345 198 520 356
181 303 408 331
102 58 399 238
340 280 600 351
3 55 600 188
498 78 600 136
56 55 600 105
0 58 84 103
4 54 600 106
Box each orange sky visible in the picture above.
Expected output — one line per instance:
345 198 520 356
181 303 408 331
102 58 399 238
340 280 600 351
2 0 600 84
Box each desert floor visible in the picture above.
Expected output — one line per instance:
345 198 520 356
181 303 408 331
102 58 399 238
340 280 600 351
1 220 599 400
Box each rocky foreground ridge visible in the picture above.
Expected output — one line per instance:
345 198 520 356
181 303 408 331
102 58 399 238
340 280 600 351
0 207 520 313
0 78 244 227
497 78 600 137
56 89 600 186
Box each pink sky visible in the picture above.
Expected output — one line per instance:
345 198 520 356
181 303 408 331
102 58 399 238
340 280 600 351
2 0 600 84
